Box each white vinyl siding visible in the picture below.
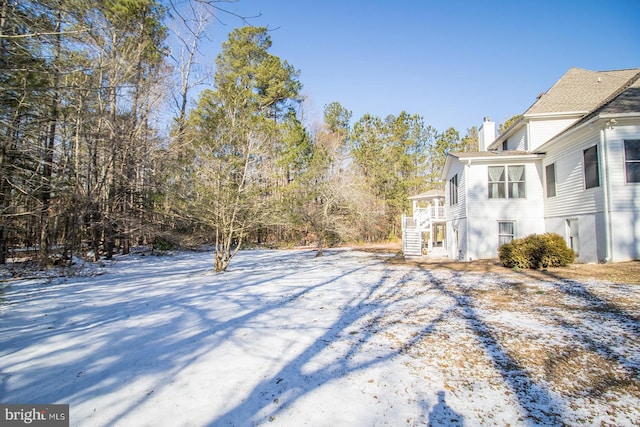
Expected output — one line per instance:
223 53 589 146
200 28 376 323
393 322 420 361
460 160 545 260
498 127 527 151
603 125 640 211
511 126 527 151
528 117 579 151
542 122 640 263
543 129 603 218
445 160 466 220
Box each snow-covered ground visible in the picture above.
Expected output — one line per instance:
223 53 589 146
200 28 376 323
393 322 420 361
1 249 638 426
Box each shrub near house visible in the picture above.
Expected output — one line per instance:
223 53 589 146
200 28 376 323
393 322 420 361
499 233 575 269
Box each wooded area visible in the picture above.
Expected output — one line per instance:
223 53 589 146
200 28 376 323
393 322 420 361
1 0 480 271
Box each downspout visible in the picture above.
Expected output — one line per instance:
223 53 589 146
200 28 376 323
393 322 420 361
599 124 613 262
465 159 472 261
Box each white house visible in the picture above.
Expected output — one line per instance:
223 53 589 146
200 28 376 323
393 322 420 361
405 67 640 263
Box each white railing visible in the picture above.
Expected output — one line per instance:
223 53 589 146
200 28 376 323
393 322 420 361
401 214 422 256
412 206 445 228
402 214 417 229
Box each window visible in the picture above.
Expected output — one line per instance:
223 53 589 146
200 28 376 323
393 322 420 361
546 163 556 197
583 145 600 189
498 221 515 247
502 140 508 151
508 165 526 198
489 165 526 199
449 174 458 205
624 139 640 183
488 166 506 198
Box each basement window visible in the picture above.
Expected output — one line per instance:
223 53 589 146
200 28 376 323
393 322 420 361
498 221 515 247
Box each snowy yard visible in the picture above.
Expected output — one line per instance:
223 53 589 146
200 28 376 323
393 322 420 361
1 249 639 426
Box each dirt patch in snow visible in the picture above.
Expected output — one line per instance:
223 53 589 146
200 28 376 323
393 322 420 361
349 241 640 285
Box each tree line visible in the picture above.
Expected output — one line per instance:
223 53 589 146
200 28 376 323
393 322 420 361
1 0 479 271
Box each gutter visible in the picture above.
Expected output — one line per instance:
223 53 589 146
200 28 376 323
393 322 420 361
453 153 545 163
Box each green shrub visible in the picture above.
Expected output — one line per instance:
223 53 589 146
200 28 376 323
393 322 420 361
499 233 574 269
538 233 575 267
153 237 178 252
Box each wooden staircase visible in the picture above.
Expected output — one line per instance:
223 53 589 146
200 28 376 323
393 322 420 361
402 215 423 256
403 193 446 257
402 226 422 257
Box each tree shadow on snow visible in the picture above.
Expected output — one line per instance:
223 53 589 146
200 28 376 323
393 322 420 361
0 250 354 423
209 257 459 425
3 249 636 425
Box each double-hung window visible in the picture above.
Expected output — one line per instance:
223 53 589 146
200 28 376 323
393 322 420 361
508 165 526 198
583 145 600 189
488 165 526 199
488 166 506 198
624 140 640 183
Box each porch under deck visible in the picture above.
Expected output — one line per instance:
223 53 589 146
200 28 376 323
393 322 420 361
402 190 447 258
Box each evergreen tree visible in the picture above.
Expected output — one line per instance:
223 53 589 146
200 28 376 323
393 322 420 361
180 26 301 272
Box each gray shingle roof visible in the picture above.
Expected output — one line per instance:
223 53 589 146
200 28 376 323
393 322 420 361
524 68 640 115
598 75 640 115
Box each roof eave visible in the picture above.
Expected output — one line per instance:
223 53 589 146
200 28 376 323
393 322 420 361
486 118 526 150
459 153 545 162
534 112 640 153
441 155 454 181
524 111 588 119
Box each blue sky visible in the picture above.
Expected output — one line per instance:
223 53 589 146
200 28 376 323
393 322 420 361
198 0 640 134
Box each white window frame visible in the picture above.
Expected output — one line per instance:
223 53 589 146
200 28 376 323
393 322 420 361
488 165 526 199
449 174 458 205
488 166 506 199
507 165 526 199
545 163 556 197
498 221 515 247
624 139 640 184
583 145 600 189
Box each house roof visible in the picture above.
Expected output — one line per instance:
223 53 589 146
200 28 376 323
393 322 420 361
408 189 444 201
534 71 640 153
597 74 640 115
524 67 640 116
488 67 640 151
